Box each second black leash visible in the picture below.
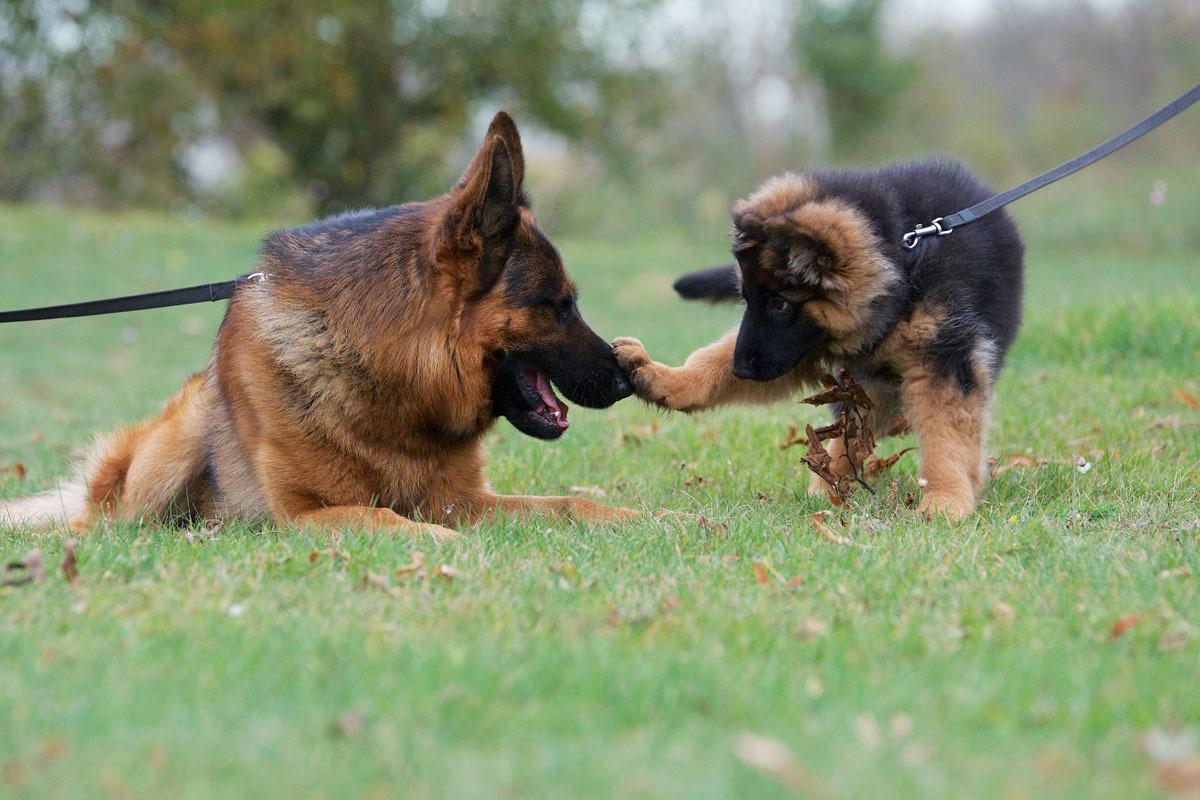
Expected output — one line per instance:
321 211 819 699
903 82 1200 249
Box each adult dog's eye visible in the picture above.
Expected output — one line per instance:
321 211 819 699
766 297 791 314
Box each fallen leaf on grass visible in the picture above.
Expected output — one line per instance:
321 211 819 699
992 601 1016 623
1 463 26 481
1158 630 1189 652
621 420 660 445
1161 566 1192 580
1174 388 1200 410
1111 614 1140 639
3 549 44 586
811 511 856 546
793 371 877 502
1155 759 1200 795
795 617 827 639
752 561 769 585
395 551 425 577
327 711 366 739
360 571 401 598
863 448 915 479
733 733 823 795
60 540 78 585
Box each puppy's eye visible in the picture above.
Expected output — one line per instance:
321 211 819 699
766 297 791 314
550 297 574 323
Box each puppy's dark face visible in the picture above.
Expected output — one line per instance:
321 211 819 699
728 174 899 382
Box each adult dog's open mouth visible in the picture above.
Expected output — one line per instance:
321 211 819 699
492 356 572 440
520 367 570 432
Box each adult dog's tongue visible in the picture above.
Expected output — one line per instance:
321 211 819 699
529 369 569 430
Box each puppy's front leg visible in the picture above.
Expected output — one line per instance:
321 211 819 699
613 329 812 413
901 370 991 521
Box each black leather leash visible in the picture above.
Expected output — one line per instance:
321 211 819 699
0 272 265 323
903 82 1200 248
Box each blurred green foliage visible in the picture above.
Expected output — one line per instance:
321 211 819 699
0 0 661 214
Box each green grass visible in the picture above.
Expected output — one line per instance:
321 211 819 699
2 165 1199 799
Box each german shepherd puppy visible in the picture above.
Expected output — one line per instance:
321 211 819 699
614 160 1024 519
1 112 639 540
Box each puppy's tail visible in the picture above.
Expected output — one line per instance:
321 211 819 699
0 481 87 529
673 264 740 302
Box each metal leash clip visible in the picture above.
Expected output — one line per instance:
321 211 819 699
902 217 953 249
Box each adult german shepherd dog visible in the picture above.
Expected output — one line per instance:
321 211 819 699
614 161 1023 520
1 112 638 540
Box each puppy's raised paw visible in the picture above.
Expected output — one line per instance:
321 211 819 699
611 338 703 412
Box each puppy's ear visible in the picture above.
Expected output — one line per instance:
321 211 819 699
763 217 838 288
446 132 521 249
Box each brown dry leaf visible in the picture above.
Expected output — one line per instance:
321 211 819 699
752 561 769 585
992 601 1016 622
1 462 26 481
1158 630 1189 652
308 550 320 564
733 733 823 796
786 575 805 588
327 711 366 739
1160 566 1192 580
60 540 78 585
360 571 405 599
1111 614 1140 639
1155 759 1200 795
795 617 827 639
3 549 44 586
622 420 660 445
569 485 606 499
811 511 853 546
436 564 462 581
1174 388 1200 410
863 447 916 479
395 551 425 577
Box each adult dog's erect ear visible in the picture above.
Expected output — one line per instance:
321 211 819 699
447 136 520 247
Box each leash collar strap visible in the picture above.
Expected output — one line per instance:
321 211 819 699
0 272 265 324
903 82 1200 248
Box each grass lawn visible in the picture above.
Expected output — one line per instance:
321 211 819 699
1 165 1198 799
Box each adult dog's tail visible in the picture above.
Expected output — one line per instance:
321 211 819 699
0 373 212 531
672 264 740 302
0 481 87 528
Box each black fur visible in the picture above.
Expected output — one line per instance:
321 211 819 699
673 264 740 301
678 159 1024 394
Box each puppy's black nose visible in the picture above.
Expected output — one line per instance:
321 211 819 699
732 357 756 381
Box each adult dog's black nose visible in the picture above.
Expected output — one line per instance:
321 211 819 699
610 369 632 399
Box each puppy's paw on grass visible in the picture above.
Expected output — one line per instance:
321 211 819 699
918 490 975 522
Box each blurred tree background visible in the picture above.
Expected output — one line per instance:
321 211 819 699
1 0 1197 233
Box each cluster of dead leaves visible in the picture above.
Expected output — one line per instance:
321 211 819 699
783 371 913 504
2 541 77 588
355 551 463 598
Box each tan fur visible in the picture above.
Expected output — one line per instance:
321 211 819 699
612 330 822 413
617 169 1001 521
2 112 640 538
